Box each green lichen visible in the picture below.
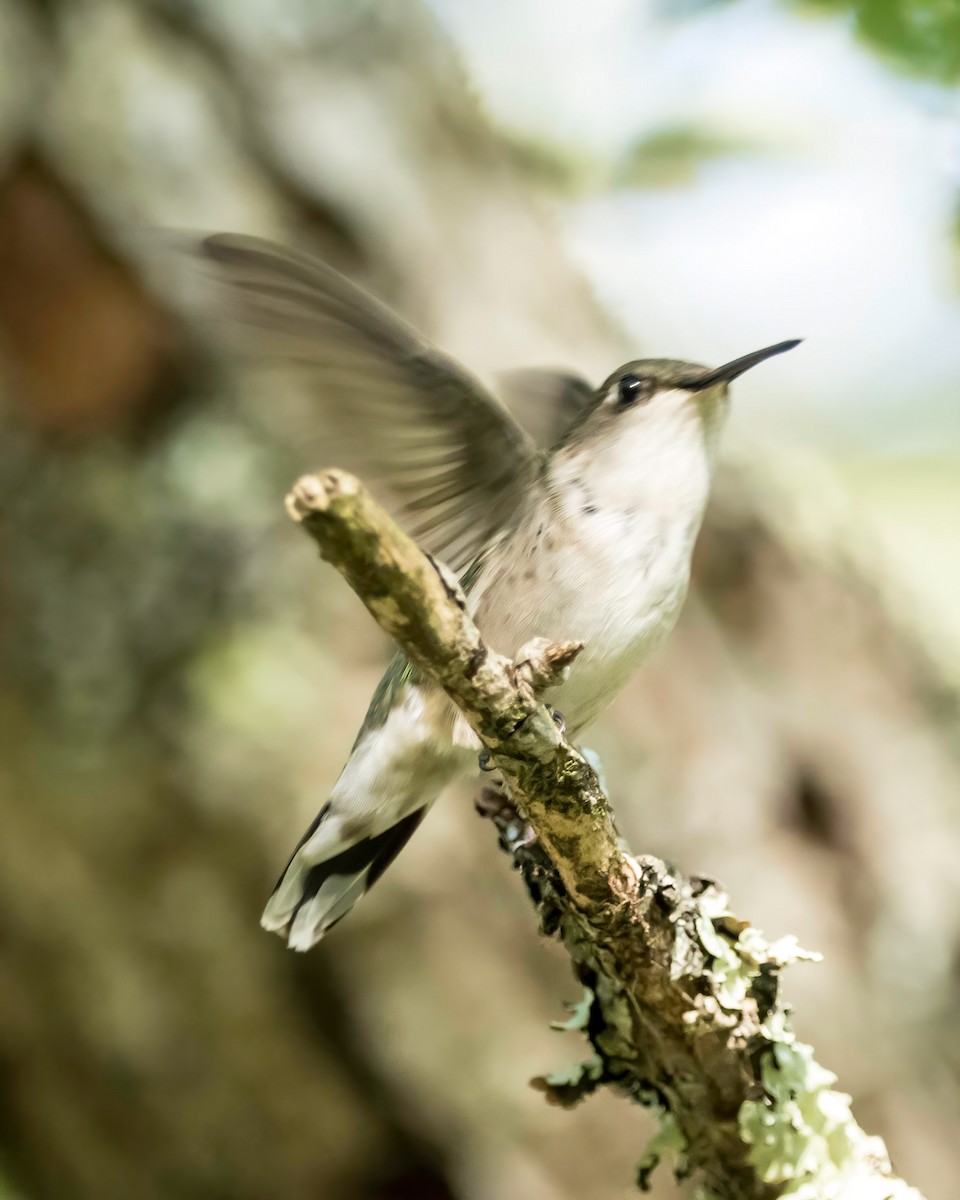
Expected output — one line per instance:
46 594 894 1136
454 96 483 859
695 889 821 1011
580 746 608 793
533 987 608 1107
530 1053 605 1108
740 1020 924 1199
637 1109 687 1192
693 894 925 1197
549 986 594 1032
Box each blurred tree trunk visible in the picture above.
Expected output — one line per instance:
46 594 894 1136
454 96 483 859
1 3 959 1199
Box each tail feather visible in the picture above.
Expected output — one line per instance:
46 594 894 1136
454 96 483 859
261 801 331 932
262 807 428 951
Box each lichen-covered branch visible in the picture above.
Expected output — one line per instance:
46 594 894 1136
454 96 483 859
287 469 925 1200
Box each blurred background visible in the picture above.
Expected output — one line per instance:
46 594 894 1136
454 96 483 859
1 1 959 1197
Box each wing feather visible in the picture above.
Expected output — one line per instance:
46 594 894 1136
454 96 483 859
198 234 542 571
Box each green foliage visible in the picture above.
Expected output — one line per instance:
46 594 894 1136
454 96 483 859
804 0 960 83
615 124 771 188
500 122 771 196
500 128 597 195
0 1169 24 1200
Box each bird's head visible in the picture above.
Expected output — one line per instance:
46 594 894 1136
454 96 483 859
553 339 801 512
582 339 800 450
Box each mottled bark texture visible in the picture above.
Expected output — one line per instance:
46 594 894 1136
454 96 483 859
287 470 925 1200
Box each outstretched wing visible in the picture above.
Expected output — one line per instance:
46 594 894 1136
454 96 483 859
197 234 542 572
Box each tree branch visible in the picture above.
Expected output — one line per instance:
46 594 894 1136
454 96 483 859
287 468 925 1200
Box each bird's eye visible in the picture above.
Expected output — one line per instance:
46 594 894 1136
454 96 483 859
616 375 647 408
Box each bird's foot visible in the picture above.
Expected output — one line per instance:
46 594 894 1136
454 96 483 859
475 783 512 819
475 782 537 850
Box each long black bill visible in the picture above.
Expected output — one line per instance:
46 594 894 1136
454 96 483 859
686 339 802 390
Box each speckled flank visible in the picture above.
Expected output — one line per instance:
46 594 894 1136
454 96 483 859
468 385 721 734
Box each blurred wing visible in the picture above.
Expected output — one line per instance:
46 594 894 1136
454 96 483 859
496 368 594 448
197 234 541 571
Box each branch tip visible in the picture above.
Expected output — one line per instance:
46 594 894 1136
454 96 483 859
286 468 362 524
516 637 584 692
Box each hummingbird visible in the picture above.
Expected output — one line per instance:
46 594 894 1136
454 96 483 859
197 233 800 951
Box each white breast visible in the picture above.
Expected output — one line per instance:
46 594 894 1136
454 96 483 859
468 387 720 733
470 480 702 734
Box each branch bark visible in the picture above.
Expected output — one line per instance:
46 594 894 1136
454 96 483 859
287 468 925 1200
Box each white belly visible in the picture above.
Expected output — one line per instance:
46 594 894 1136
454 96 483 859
469 501 697 734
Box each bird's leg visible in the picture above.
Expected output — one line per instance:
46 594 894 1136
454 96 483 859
474 695 567 847
474 778 509 818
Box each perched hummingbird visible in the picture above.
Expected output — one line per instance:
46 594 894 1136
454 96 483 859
197 234 799 950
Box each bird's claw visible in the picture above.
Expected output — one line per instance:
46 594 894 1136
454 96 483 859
510 822 538 849
475 785 537 851
475 783 513 819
